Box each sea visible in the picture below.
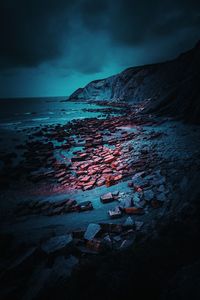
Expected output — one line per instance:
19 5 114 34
0 96 118 161
0 96 113 130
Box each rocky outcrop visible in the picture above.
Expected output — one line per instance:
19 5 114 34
69 41 200 123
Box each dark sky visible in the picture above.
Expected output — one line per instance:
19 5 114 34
0 0 200 98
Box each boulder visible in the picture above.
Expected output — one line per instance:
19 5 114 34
108 206 122 219
123 216 134 227
104 155 115 164
124 207 144 215
84 223 101 240
143 190 155 202
76 201 93 212
156 193 166 202
41 234 73 254
100 192 114 203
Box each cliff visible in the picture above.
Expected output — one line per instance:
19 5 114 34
69 41 200 123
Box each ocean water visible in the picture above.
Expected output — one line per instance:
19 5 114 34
0 96 113 130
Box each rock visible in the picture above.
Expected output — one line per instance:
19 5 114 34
157 185 165 193
82 180 96 190
53 199 69 207
113 174 123 181
108 206 122 219
119 238 135 250
76 201 93 212
128 181 133 187
123 216 134 227
104 155 115 164
113 235 122 242
105 175 115 187
41 234 73 254
47 206 63 216
133 192 141 204
132 172 147 188
84 223 101 240
86 239 103 253
152 172 166 186
143 190 154 202
100 223 123 233
112 191 120 199
96 178 106 186
64 199 77 212
103 235 113 249
50 255 78 280
124 207 144 215
151 200 162 208
132 172 145 182
118 197 133 208
80 175 91 182
135 221 144 230
100 192 114 203
136 200 146 208
156 192 166 202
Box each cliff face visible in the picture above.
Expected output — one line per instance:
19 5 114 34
69 41 200 122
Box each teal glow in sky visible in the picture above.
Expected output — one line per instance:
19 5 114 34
0 0 200 98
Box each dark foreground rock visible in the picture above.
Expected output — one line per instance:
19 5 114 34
36 174 200 300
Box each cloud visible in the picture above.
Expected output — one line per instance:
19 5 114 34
0 0 74 69
79 0 200 45
0 0 200 73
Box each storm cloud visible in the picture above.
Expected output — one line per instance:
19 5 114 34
0 0 200 97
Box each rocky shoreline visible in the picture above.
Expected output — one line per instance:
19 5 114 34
0 101 200 300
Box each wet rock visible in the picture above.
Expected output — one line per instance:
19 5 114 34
143 189 155 202
41 234 73 254
108 206 122 219
47 206 64 216
112 190 120 199
136 199 146 208
133 192 141 204
151 200 162 208
100 223 123 233
118 197 133 208
124 207 144 215
104 155 115 164
119 238 135 250
100 192 114 203
84 223 101 240
113 235 122 242
82 180 96 191
157 185 165 193
135 221 144 230
86 239 104 253
103 235 113 249
156 192 166 202
76 201 93 212
128 181 133 187
80 175 91 183
96 178 106 187
123 216 134 227
50 255 79 280
132 172 147 188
